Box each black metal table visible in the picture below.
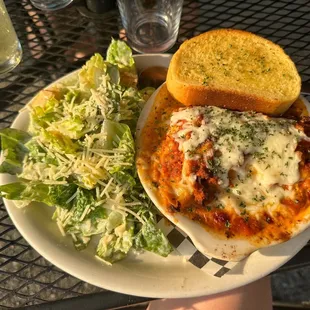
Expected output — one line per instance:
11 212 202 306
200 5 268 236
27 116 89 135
0 0 310 309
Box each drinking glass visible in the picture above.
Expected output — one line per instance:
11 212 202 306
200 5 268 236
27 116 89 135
30 0 73 11
0 0 22 75
117 0 183 53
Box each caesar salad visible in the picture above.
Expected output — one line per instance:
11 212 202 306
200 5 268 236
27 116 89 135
0 39 172 264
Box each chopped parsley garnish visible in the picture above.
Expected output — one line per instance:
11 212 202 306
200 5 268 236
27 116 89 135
239 201 246 208
253 195 266 202
241 209 247 216
216 203 225 209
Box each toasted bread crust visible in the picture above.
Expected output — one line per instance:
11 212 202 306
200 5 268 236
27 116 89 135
167 71 294 114
167 29 301 115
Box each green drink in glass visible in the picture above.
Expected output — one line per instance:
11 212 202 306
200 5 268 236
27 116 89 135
0 0 22 75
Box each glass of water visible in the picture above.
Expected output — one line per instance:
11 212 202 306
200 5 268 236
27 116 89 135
30 0 73 11
117 0 183 53
0 0 22 75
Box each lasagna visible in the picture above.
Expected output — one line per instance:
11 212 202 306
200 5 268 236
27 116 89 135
137 85 310 259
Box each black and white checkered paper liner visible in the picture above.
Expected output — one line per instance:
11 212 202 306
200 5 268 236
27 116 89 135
156 217 239 277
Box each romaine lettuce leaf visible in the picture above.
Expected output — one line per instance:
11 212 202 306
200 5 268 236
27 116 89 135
48 183 78 208
96 217 134 263
89 205 106 222
41 130 79 154
0 128 31 174
106 63 120 85
127 184 173 257
53 202 107 251
64 89 80 105
112 171 136 188
58 187 104 250
70 187 95 222
106 39 135 69
25 140 58 165
102 120 134 150
79 53 107 91
101 120 135 174
134 218 172 257
92 77 143 129
33 96 59 118
48 116 85 140
106 39 137 88
134 206 172 257
30 112 60 133
29 91 62 133
0 182 77 209
96 230 133 263
118 87 144 131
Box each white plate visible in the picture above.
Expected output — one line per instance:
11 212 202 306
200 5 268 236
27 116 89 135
1 54 309 299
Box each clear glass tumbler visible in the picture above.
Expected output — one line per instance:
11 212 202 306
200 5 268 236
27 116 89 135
117 0 183 53
30 0 73 11
0 0 22 75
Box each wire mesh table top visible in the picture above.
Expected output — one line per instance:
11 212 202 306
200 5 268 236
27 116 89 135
0 0 309 308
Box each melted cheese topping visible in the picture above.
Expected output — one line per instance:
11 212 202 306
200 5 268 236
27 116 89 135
170 106 307 214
